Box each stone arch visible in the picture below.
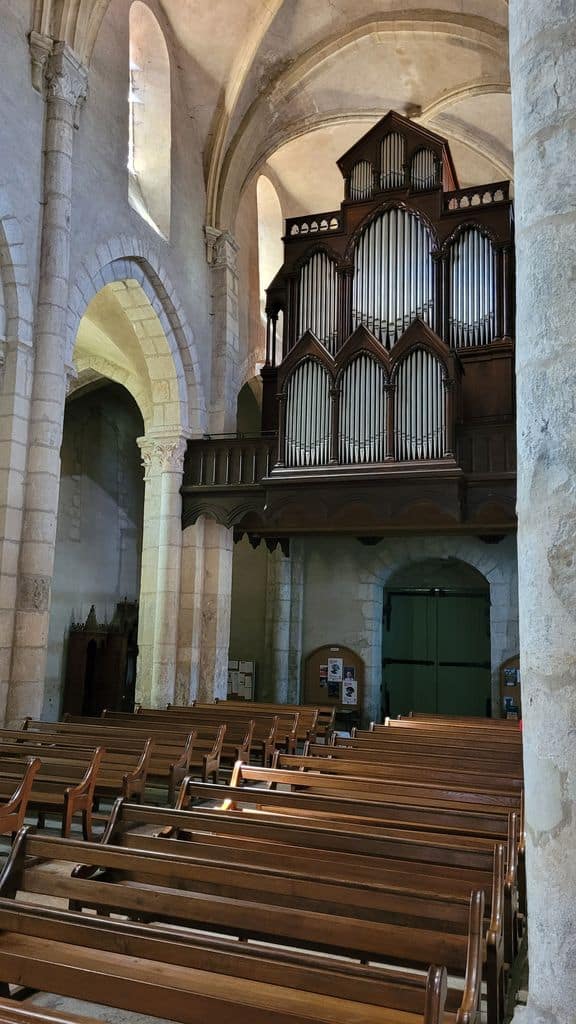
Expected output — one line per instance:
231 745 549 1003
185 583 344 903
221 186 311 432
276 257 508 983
354 536 517 721
0 189 34 345
67 237 207 432
216 13 509 229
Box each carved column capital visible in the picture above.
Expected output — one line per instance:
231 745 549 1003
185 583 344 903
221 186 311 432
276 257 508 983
29 31 53 93
44 42 88 125
138 435 188 479
204 226 239 272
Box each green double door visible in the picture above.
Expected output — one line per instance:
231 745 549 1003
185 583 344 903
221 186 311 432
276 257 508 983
383 588 491 717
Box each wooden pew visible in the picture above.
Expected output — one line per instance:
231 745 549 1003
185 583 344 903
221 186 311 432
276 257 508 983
25 718 224 791
0 826 481 1024
98 795 507 1020
24 719 196 801
0 999 104 1024
0 748 103 839
100 709 282 766
342 730 523 766
308 740 523 780
213 699 335 740
133 705 303 758
0 757 41 836
0 734 153 804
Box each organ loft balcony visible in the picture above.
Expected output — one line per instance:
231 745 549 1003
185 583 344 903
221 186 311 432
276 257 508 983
182 111 516 538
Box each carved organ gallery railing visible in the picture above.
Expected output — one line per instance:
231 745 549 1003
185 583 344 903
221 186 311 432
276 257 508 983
262 112 515 476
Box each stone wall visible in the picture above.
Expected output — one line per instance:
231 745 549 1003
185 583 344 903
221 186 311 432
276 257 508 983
45 383 144 718
299 534 518 721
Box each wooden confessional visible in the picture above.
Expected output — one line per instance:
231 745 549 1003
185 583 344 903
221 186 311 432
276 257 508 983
61 601 138 717
182 111 516 539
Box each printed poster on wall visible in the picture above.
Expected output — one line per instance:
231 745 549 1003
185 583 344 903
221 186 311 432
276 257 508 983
342 665 357 705
327 657 343 682
319 664 328 689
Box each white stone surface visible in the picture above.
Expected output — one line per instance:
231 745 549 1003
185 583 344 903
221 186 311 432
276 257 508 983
510 0 576 1019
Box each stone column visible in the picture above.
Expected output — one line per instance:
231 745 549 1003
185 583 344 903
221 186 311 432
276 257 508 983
0 341 34 722
136 435 186 708
176 519 206 704
509 4 576 1021
197 519 233 702
262 544 292 701
287 538 304 704
6 43 87 725
206 228 241 432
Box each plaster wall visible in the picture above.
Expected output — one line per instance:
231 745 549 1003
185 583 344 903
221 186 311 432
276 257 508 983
0 1 44 296
45 384 144 719
299 533 518 721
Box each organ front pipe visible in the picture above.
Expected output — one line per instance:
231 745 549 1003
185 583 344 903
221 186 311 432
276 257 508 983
502 244 513 339
330 383 340 464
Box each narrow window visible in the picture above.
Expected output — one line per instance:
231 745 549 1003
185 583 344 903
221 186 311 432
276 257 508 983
128 2 171 239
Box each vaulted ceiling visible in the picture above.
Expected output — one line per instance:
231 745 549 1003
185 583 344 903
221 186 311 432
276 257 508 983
33 0 512 226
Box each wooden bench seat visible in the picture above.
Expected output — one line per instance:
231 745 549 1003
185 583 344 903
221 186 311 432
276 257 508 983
97 711 286 767
342 731 523 766
0 749 103 839
0 735 152 805
95 797 507 1020
26 720 196 800
317 740 523 778
0 998 104 1024
292 748 523 791
0 828 481 1023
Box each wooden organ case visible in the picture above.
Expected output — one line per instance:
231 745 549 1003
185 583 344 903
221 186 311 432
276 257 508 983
182 112 516 537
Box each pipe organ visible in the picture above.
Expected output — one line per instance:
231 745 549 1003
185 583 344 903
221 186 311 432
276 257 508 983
264 111 514 478
351 208 434 346
182 111 516 538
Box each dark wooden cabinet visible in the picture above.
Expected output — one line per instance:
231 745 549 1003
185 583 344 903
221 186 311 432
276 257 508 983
61 602 138 717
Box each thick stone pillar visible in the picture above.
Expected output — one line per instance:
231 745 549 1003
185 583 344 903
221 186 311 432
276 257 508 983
262 544 292 702
197 519 233 702
136 436 186 708
206 229 240 432
176 519 207 704
287 538 304 704
0 341 34 721
510 4 576 1021
6 43 87 725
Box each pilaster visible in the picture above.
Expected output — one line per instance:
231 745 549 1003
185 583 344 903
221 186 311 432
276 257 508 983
205 227 241 433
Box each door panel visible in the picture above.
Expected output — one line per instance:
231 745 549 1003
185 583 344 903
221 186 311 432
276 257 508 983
383 588 491 718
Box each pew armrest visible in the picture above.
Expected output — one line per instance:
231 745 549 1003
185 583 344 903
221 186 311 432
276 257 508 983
456 889 485 1024
121 737 154 802
0 758 41 835
424 965 448 1024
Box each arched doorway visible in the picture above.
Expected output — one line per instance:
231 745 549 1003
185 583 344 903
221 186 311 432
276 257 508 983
382 558 491 717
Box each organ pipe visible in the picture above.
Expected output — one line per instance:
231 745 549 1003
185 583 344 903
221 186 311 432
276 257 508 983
449 228 496 346
297 252 339 352
350 161 374 201
352 208 434 347
410 148 438 191
339 355 387 464
380 132 405 189
284 360 331 467
394 349 445 461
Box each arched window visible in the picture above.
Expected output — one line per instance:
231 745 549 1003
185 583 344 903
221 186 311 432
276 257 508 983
284 360 331 467
257 175 284 323
394 348 446 460
449 228 497 346
297 251 339 352
352 208 434 347
339 354 387 464
128 2 171 239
